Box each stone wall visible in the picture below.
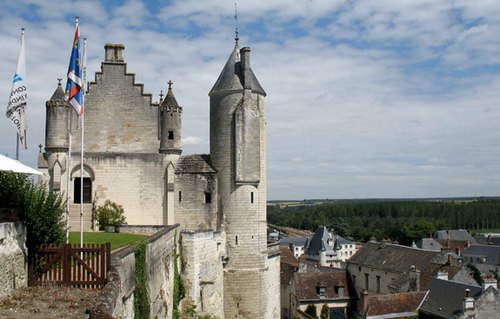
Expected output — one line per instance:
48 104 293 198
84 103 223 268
181 230 225 318
91 224 179 319
69 153 167 226
0 222 27 300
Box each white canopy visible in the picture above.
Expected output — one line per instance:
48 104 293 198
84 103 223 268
0 154 42 175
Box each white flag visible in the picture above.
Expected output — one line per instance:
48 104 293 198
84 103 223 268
6 29 28 149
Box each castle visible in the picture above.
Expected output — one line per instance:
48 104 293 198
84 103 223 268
38 41 280 318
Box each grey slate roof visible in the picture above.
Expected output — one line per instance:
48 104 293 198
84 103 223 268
306 226 333 255
348 242 441 273
50 81 65 101
161 84 180 109
417 238 443 251
462 244 500 265
420 278 482 319
279 236 309 247
175 154 216 174
209 44 266 96
435 230 477 243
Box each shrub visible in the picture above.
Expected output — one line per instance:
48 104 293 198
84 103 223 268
0 172 65 249
96 200 126 229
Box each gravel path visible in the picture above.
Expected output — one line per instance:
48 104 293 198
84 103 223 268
0 286 100 319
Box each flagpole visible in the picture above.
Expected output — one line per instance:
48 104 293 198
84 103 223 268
16 133 19 160
80 35 86 248
66 107 72 243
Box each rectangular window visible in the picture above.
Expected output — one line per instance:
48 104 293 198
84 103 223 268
251 192 254 203
168 131 174 140
74 177 92 203
365 273 369 290
178 191 182 202
205 192 212 203
376 276 381 293
235 235 238 245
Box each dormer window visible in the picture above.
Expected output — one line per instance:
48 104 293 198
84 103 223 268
317 286 326 298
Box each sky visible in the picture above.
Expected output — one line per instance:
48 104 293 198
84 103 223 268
1 0 500 200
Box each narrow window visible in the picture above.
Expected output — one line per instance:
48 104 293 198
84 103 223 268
205 192 212 203
250 192 254 203
376 276 381 293
74 177 92 203
178 191 182 202
365 273 369 290
235 235 238 245
168 131 174 140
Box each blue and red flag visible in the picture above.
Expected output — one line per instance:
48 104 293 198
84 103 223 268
65 21 83 116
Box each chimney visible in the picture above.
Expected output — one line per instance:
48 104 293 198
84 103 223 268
436 271 448 280
360 290 369 314
105 43 125 62
447 252 452 265
463 289 474 311
482 277 498 291
240 47 251 90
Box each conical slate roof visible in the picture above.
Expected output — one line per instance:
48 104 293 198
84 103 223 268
161 81 180 109
209 44 266 96
50 80 66 101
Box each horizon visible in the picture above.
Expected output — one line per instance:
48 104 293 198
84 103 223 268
1 1 500 200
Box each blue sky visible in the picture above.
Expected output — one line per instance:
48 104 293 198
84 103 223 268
1 0 500 200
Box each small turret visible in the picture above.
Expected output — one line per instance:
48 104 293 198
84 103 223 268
45 79 69 151
159 81 182 155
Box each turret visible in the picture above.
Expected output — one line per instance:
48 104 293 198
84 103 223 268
159 81 182 155
45 79 69 151
209 43 268 318
44 79 69 192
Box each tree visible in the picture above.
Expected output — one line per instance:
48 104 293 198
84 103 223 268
0 172 65 250
305 304 318 318
320 304 329 319
96 200 126 229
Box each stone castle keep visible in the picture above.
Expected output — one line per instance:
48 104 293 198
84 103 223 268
39 42 280 318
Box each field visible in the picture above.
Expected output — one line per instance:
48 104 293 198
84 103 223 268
69 231 147 250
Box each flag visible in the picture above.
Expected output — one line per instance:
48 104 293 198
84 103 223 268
65 21 83 116
6 29 28 149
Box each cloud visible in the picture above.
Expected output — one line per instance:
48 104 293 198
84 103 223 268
1 1 500 200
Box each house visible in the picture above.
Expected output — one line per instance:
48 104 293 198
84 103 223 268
304 226 356 268
462 244 500 266
359 290 428 319
457 284 500 319
280 236 309 258
347 241 462 295
434 230 477 254
290 270 355 319
419 277 482 319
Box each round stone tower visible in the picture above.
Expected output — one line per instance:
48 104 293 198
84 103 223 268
159 80 182 155
159 81 182 225
45 79 69 192
209 44 268 318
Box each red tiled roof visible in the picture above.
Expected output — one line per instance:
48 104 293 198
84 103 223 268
294 271 351 301
367 291 428 316
280 246 299 267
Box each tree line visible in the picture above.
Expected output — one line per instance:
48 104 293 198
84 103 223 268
267 199 500 245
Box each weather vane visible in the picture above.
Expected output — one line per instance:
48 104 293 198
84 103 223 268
234 1 239 43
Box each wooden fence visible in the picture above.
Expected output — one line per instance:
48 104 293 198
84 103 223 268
28 243 111 288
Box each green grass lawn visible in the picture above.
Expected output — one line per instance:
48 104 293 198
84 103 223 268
69 231 147 251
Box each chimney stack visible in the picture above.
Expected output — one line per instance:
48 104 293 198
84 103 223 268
105 43 125 62
360 290 369 314
240 47 251 90
463 289 474 312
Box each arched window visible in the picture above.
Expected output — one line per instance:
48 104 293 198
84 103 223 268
71 164 95 204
